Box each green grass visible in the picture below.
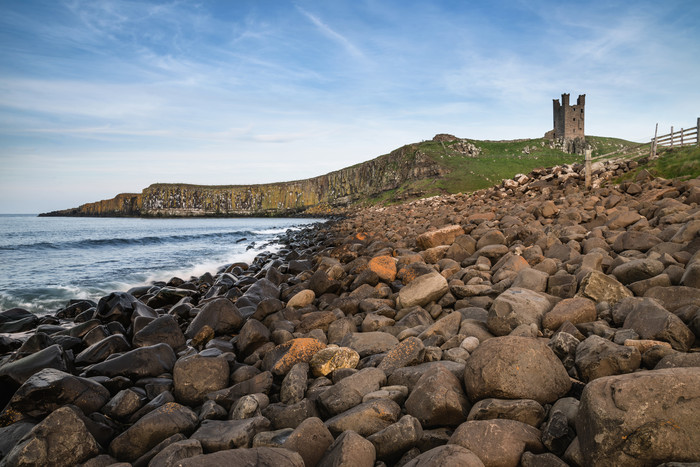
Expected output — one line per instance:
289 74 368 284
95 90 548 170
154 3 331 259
642 145 700 180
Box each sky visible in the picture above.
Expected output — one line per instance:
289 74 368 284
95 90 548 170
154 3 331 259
1 0 699 213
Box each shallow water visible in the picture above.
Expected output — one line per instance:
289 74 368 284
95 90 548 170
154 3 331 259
0 215 321 314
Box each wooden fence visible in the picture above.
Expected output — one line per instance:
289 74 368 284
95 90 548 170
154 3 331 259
650 118 700 157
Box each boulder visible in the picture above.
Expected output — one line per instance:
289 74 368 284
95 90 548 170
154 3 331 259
486 288 553 336
102 388 144 421
612 258 665 285
644 286 700 312
236 318 271 355
405 363 470 427
184 298 244 338
324 398 401 437
398 271 449 308
85 343 176 379
368 255 398 282
388 361 465 392
309 345 359 377
280 362 308 405
109 402 198 462
623 302 695 351
175 447 303 466
318 367 386 416
542 297 596 331
0 344 71 406
1 406 98 467
577 271 633 306
340 332 399 358
448 419 544 467
190 416 271 452
148 439 203 467
463 336 571 404
0 368 110 423
132 315 186 351
466 398 546 428
75 334 131 366
173 352 230 406
367 414 423 462
403 444 485 467
282 417 334 467
318 430 376 467
416 225 465 250
577 368 700 466
287 289 315 308
262 338 326 376
377 336 425 374
575 335 641 382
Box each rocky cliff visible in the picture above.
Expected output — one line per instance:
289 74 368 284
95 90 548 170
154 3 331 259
40 144 448 217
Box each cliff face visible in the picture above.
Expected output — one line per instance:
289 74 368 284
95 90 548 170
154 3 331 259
40 145 448 217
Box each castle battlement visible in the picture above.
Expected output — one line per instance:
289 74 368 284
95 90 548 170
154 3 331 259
553 93 585 140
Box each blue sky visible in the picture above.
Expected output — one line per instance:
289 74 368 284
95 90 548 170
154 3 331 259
1 0 699 213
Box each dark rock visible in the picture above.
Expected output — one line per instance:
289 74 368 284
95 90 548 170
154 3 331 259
280 362 308 405
367 414 423 462
190 416 271 452
148 439 203 467
655 352 700 369
388 361 465 392
324 398 401 437
405 364 470 427
102 388 144 421
95 292 142 327
206 371 273 410
2 406 99 466
282 417 334 467
486 288 553 336
263 398 320 430
623 301 695 351
85 343 176 379
75 334 131 366
318 429 376 467
109 402 198 462
132 315 186 351
520 451 569 467
541 409 575 456
577 368 700 466
376 336 425 374
318 367 386 416
185 297 244 338
339 331 399 358
14 332 55 357
236 318 270 355
0 421 35 459
0 368 110 424
173 352 230 406
463 336 571 404
575 334 641 382
645 286 700 312
0 316 39 333
128 390 175 423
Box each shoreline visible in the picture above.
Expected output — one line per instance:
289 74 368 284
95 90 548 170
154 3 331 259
0 159 699 465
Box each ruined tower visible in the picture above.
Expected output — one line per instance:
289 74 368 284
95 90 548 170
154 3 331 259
552 93 585 140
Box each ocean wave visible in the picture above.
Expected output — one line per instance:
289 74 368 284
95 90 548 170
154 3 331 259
1 229 268 252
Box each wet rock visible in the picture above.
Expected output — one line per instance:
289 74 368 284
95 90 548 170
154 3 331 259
280 362 308 405
86 343 176 380
282 417 334 467
184 298 244 338
405 363 470 427
206 371 273 410
398 270 449 308
541 409 575 456
486 288 553 336
132 315 186 352
102 388 144 421
263 398 319 430
109 402 197 462
324 398 401 437
236 318 270 355
0 368 110 424
318 429 376 467
575 335 641 382
464 336 571 404
173 352 230 406
190 416 271 452
467 398 546 428
309 345 359 377
577 368 700 466
287 289 315 308
174 446 304 466
449 419 544 467
262 338 326 376
95 292 141 327
75 334 131 366
403 444 485 467
388 360 465 392
1 406 98 467
377 336 425 374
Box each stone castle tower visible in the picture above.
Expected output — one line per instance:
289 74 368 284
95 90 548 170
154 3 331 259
552 93 585 140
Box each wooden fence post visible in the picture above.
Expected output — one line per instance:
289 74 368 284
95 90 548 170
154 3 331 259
697 118 700 146
585 149 592 189
651 123 658 158
670 126 674 148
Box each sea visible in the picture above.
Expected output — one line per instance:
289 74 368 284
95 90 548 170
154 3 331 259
0 215 323 315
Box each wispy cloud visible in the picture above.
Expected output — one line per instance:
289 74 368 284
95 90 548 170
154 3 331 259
295 5 365 60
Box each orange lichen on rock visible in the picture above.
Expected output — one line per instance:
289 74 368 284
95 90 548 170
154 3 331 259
368 255 397 283
262 338 326 376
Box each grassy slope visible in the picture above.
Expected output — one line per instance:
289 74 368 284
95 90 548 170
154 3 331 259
618 144 700 182
364 135 642 206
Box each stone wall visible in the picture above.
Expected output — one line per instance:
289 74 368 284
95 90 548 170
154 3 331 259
553 93 585 141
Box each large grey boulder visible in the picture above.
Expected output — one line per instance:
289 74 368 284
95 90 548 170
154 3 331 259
133 315 186 351
318 367 386 416
575 335 641 382
398 271 449 308
623 302 695 351
318 430 376 467
463 336 571 404
486 288 553 336
1 406 99 467
577 368 700 466
173 352 230 406
85 343 176 379
405 364 470 427
324 398 401 437
190 417 271 452
185 298 244 338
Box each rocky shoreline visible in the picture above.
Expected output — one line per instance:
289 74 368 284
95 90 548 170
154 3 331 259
1 158 699 466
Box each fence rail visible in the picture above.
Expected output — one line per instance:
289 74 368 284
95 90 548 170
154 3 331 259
651 118 699 157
